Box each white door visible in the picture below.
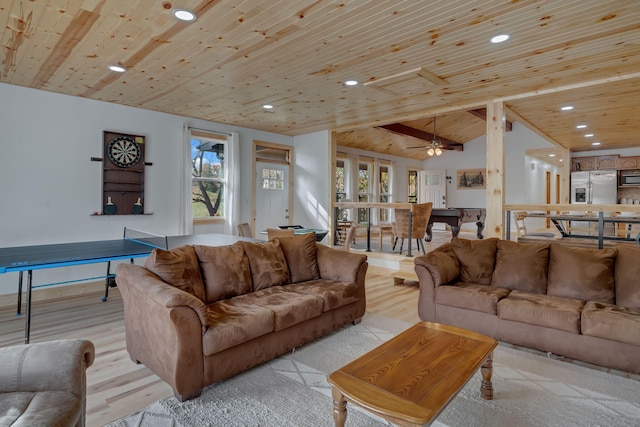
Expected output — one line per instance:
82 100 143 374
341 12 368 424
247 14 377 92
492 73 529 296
419 169 447 231
419 170 447 208
255 161 290 239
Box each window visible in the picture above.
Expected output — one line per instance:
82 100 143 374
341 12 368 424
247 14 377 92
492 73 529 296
358 159 372 223
191 134 226 220
379 161 391 222
335 155 349 221
261 168 285 190
408 169 418 203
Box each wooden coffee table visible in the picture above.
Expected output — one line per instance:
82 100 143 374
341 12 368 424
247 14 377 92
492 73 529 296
327 322 497 426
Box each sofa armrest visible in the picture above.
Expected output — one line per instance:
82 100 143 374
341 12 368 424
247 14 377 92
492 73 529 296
414 242 460 287
115 264 206 399
116 263 208 330
316 244 367 283
414 243 460 322
0 339 94 397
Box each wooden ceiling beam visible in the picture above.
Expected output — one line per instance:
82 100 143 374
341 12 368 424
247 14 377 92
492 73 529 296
377 123 464 151
468 108 513 131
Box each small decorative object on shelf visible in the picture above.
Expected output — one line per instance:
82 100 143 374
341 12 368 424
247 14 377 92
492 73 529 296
132 197 143 214
104 196 117 215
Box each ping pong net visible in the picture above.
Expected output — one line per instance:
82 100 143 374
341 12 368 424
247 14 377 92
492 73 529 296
123 227 168 250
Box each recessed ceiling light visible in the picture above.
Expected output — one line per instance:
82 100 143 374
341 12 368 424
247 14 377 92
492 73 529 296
549 154 556 157
592 142 601 146
108 65 126 73
559 159 564 162
262 104 274 110
561 105 574 111
491 34 509 43
576 124 587 129
344 80 358 86
585 133 594 137
173 9 196 21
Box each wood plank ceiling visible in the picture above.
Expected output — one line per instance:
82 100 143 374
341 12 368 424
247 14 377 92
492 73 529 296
1 0 639 161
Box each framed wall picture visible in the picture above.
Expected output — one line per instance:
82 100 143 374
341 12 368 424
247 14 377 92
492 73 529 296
456 168 485 189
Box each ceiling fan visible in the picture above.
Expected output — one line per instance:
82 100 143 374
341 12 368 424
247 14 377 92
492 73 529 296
409 117 443 156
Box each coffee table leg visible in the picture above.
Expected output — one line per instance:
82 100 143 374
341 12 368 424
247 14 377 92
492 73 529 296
480 351 494 400
331 387 347 427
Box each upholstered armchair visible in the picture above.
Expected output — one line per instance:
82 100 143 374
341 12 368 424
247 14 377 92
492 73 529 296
0 339 95 427
393 202 433 254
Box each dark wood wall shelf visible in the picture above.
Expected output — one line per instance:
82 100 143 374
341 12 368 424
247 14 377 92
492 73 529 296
100 131 147 215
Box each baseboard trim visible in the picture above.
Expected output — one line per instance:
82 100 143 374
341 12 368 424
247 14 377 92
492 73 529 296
0 281 106 309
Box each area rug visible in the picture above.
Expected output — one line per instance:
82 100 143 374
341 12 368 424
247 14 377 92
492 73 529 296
107 314 640 427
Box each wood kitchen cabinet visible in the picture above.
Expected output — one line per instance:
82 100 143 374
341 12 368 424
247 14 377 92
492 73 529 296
571 157 596 171
571 155 619 171
617 156 640 170
596 155 619 170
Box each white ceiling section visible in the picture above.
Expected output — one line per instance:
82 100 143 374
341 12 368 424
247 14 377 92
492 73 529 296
1 0 638 159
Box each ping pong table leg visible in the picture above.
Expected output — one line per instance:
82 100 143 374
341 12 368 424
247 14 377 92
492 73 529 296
17 271 23 316
103 261 112 302
25 270 32 344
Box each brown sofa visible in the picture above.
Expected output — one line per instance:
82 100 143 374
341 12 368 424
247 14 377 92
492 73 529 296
115 232 367 401
0 339 95 427
415 238 640 374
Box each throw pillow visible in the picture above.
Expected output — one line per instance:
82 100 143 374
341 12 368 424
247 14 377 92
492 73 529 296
547 244 616 303
450 237 499 285
491 240 549 294
613 246 640 309
276 232 320 283
240 240 291 291
194 243 252 304
144 245 206 301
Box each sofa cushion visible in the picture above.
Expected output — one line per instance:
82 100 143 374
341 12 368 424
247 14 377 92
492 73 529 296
144 245 206 301
233 286 324 331
497 290 584 333
614 246 640 309
240 240 290 291
0 391 81 426
277 232 320 283
435 283 510 314
491 240 549 294
286 279 360 312
414 243 460 286
581 301 640 346
547 244 616 304
451 238 499 285
203 300 274 355
194 243 252 304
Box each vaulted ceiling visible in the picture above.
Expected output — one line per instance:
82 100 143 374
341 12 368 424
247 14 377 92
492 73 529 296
2 0 639 160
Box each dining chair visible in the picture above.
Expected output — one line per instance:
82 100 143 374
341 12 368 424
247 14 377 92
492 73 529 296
513 211 555 239
343 225 358 252
237 223 252 237
267 228 295 240
392 202 433 254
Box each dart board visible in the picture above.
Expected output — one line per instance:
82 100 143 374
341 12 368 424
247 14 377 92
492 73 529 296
107 136 142 168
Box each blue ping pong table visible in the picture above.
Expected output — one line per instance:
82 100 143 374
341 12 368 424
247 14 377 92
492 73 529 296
0 230 253 343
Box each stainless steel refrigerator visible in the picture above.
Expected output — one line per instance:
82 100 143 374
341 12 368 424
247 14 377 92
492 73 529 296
570 170 617 205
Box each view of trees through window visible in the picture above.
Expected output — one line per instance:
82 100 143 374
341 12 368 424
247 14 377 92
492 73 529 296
192 138 225 218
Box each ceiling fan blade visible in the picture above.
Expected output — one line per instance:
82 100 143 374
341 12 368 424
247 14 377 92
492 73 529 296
407 146 426 149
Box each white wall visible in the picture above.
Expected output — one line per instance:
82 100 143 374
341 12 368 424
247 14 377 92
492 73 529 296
292 131 331 237
0 83 292 294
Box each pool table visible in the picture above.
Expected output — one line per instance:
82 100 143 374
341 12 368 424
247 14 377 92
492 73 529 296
426 208 486 241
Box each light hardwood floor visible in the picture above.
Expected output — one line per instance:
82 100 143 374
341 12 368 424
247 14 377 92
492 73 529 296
0 230 466 426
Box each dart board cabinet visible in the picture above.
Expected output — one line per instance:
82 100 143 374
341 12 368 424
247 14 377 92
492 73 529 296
102 131 145 215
